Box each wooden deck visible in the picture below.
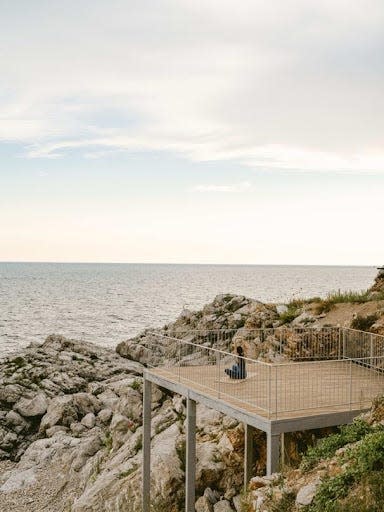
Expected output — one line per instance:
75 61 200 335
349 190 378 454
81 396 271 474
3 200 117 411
149 360 384 422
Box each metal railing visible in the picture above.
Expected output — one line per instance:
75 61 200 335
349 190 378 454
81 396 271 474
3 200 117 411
145 327 384 419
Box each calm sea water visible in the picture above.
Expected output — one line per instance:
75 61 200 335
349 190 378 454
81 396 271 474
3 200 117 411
0 263 378 356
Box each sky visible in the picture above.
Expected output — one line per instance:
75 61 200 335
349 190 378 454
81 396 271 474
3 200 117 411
0 0 383 265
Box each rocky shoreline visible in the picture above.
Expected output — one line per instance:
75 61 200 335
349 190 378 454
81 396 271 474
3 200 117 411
1 271 384 511
1 296 272 511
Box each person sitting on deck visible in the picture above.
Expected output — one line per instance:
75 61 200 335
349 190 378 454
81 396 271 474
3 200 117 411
224 346 246 379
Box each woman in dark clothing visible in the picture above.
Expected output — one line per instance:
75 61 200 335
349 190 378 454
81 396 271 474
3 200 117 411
225 346 246 379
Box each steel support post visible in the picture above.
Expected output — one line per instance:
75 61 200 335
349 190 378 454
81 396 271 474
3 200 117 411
142 378 152 512
186 397 196 512
281 432 285 468
266 432 280 476
244 423 255 488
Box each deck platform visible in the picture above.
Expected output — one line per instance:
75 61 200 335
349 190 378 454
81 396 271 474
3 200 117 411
146 360 384 433
142 327 384 512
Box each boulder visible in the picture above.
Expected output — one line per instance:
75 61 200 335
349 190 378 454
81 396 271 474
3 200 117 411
72 393 101 416
0 384 25 405
40 396 78 431
110 413 132 434
0 467 36 492
196 442 225 490
214 500 234 512
196 495 214 512
97 408 112 424
81 413 96 429
46 425 69 437
5 410 30 434
110 413 134 450
71 422 88 436
232 495 242 512
14 393 48 417
0 428 18 450
296 480 320 506
204 487 220 504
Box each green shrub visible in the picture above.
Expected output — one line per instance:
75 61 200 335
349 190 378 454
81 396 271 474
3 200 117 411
337 471 384 512
102 431 113 452
130 379 141 391
313 289 384 314
300 419 374 471
269 490 296 512
118 464 138 479
351 431 384 472
310 472 354 511
308 429 384 511
279 305 300 325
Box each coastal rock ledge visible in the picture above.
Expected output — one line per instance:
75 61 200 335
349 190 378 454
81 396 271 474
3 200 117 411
0 325 250 511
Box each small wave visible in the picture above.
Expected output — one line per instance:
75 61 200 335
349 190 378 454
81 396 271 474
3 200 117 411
108 314 125 321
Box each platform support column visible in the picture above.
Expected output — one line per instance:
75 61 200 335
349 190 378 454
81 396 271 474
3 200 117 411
142 378 152 512
281 432 285 468
244 423 255 488
186 397 196 512
266 432 280 476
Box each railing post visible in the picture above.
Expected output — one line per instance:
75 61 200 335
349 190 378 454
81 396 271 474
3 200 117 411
343 328 347 359
244 424 255 489
349 359 353 410
142 377 152 512
217 352 221 399
275 365 278 419
370 333 374 361
178 339 181 382
185 397 196 512
268 365 272 419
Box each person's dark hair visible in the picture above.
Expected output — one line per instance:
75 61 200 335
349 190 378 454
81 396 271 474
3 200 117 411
236 346 244 356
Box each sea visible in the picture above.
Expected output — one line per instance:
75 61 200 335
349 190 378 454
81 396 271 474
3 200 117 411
0 263 378 357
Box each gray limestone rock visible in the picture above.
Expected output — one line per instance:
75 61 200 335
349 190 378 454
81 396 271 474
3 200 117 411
296 479 321 506
213 499 234 512
0 384 25 405
46 425 69 437
0 467 37 492
81 412 96 429
14 393 48 417
204 487 220 504
70 422 88 436
97 408 112 424
5 410 30 433
40 396 78 431
195 495 214 512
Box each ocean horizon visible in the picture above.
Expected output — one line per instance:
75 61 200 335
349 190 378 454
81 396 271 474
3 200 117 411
0 262 378 357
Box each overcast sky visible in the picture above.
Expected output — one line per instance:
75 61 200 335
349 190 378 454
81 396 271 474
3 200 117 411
1 0 383 264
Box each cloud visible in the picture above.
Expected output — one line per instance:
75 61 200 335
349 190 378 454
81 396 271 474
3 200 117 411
1 0 384 172
192 181 252 193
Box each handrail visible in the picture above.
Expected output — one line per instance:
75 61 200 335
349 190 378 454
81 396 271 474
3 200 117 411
148 331 271 367
146 328 384 418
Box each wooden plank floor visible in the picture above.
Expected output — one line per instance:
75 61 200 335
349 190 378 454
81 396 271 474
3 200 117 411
149 360 384 421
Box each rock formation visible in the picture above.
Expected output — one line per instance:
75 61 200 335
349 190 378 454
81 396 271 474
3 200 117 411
0 332 249 511
370 267 384 295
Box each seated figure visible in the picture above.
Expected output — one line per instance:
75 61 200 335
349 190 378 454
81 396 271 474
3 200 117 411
225 346 246 379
